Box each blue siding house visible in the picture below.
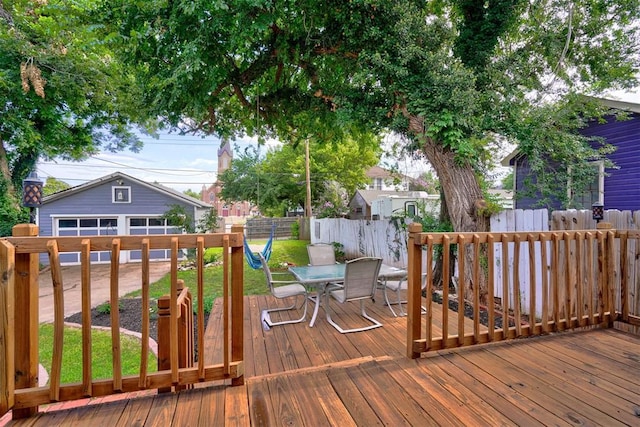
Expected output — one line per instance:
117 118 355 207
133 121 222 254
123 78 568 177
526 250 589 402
38 172 212 265
502 98 640 212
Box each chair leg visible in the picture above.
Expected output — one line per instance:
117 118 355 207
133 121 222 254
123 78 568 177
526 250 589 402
261 295 308 329
325 295 382 334
383 285 427 317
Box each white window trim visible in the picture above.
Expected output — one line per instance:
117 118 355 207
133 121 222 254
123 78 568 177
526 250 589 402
567 160 604 205
112 186 132 203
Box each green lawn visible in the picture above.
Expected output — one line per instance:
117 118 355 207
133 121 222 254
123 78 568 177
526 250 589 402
124 239 311 306
39 323 157 384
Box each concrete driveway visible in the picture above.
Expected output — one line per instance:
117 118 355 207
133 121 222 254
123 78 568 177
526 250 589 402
38 261 172 323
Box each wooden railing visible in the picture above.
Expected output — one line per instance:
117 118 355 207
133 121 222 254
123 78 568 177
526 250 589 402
406 222 639 358
0 224 244 419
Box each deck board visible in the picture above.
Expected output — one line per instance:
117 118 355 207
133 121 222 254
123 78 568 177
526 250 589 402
3 292 640 426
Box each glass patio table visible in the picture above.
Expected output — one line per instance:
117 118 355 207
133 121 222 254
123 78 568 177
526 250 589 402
289 263 407 327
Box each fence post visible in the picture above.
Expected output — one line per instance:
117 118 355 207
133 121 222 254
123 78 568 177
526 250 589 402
596 222 613 326
11 224 39 418
406 222 423 359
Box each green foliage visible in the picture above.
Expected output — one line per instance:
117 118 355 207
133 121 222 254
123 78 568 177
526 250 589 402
193 295 215 316
161 204 195 233
0 178 28 236
290 220 300 240
1 0 155 233
220 139 379 216
183 189 201 199
197 207 220 233
99 0 640 232
331 242 346 263
500 171 514 191
96 300 122 315
43 177 71 196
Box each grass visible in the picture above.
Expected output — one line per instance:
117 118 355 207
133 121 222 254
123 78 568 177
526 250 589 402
39 323 157 384
124 239 311 302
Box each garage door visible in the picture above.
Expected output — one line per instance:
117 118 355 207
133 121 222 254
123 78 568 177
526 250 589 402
53 216 185 264
56 217 119 264
127 217 185 262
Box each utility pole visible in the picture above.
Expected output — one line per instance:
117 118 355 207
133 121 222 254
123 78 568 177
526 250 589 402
305 139 312 217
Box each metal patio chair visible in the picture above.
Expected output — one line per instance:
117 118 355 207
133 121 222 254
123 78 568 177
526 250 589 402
259 253 308 329
325 257 383 333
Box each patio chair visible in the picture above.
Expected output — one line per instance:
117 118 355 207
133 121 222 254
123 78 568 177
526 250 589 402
380 273 428 317
307 243 337 266
259 253 308 329
325 257 383 333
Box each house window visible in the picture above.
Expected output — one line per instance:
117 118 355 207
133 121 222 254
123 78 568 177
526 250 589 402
368 178 383 190
113 186 131 203
569 161 604 209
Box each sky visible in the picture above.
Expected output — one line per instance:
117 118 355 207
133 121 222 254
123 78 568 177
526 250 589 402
35 130 433 194
35 90 640 194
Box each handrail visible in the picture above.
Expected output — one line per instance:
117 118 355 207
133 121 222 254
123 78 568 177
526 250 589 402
406 223 634 358
0 226 245 420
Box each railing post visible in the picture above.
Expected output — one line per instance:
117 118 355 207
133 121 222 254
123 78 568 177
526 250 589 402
1 240 15 416
158 279 193 393
12 224 39 418
406 222 423 359
157 294 171 393
596 222 613 326
230 225 244 385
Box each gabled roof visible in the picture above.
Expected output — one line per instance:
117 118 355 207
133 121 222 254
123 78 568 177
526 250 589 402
42 171 210 208
351 189 428 205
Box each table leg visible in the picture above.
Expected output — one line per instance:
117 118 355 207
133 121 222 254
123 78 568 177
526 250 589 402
308 284 325 327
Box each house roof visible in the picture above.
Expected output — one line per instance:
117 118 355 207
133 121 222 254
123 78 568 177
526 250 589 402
366 165 415 183
42 171 211 208
351 189 429 205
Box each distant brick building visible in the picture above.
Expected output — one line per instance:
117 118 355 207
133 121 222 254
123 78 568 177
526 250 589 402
201 139 255 217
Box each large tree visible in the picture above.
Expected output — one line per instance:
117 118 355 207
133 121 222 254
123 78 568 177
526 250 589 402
101 0 639 228
102 0 639 300
0 0 152 234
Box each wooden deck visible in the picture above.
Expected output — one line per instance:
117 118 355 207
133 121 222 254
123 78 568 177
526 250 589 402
4 293 640 426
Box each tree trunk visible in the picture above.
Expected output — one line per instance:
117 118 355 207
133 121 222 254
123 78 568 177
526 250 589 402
406 113 490 304
431 187 456 293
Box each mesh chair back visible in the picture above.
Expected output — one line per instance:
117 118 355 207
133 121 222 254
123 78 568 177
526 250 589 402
259 253 275 293
307 244 336 266
342 257 382 300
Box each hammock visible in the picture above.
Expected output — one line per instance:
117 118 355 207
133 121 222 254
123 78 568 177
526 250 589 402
244 223 276 269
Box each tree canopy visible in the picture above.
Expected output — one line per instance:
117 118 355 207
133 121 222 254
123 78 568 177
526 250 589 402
0 0 153 234
219 135 380 216
100 0 640 234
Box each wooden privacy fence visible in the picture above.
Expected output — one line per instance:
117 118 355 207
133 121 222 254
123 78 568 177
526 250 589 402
0 224 244 419
405 222 639 358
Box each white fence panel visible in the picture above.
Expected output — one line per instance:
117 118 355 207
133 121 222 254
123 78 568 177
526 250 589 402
490 209 550 316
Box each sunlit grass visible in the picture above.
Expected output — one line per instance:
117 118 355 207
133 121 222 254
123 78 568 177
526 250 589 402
125 239 311 301
39 323 157 383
